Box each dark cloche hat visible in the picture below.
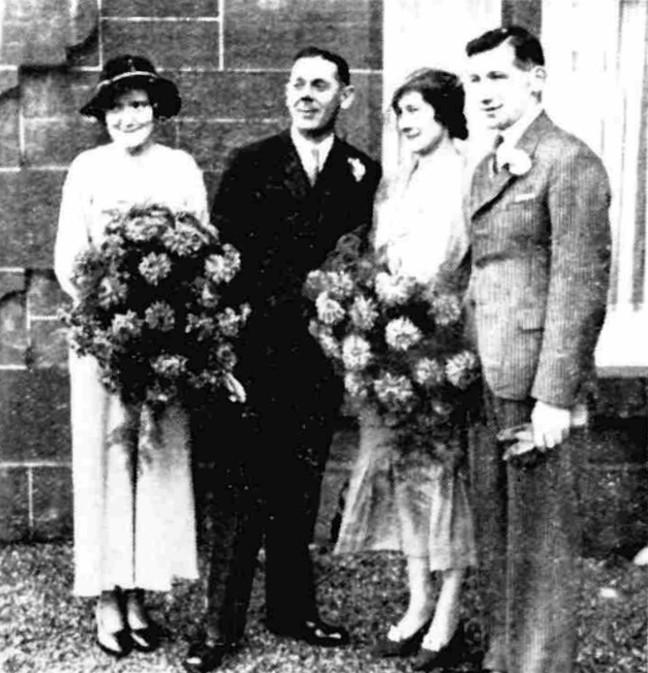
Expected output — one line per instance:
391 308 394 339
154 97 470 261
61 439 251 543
80 54 181 119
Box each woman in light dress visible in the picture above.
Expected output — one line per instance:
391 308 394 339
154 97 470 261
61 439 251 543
54 55 207 658
335 69 476 671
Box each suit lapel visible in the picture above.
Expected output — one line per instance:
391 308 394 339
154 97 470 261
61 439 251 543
276 130 311 201
470 156 516 218
315 136 352 191
470 111 553 219
313 138 361 238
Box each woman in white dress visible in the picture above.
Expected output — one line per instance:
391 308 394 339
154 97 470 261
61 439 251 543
335 69 476 671
54 55 207 658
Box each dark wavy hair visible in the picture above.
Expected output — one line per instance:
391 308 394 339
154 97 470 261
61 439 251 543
293 46 351 86
391 68 468 140
466 25 545 69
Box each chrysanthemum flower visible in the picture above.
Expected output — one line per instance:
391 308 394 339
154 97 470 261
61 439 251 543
341 334 372 371
318 330 341 359
217 307 244 337
373 372 415 408
429 293 462 326
316 293 345 326
205 244 241 284
413 357 446 387
97 277 128 308
326 271 355 300
344 371 368 399
71 249 104 292
446 350 480 389
125 211 168 242
192 277 221 308
190 370 221 389
304 270 328 296
138 252 172 285
374 272 413 306
349 295 378 331
385 317 422 351
111 310 142 341
162 224 205 256
144 301 176 332
216 343 237 369
186 313 216 341
102 233 126 258
152 354 188 378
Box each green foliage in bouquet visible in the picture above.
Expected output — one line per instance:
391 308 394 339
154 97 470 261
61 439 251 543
61 205 250 409
304 233 481 461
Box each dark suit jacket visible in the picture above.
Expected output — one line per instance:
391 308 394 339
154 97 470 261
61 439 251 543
467 112 611 408
211 130 381 412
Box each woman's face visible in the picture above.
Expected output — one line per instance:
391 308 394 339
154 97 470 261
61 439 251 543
395 90 446 157
104 88 154 152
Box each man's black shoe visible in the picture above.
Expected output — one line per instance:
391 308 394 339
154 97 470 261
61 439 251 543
267 618 350 647
183 638 238 673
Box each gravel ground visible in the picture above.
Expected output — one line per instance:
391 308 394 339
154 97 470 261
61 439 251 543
0 542 646 673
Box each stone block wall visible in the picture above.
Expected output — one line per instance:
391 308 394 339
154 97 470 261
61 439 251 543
0 0 646 557
0 0 383 542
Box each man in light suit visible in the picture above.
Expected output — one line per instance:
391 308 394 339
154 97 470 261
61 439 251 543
184 46 380 672
463 26 611 673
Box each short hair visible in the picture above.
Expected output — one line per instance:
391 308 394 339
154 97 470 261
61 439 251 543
466 25 545 69
391 68 468 140
292 46 351 86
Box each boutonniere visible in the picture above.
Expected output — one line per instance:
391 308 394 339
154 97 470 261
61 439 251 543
499 148 532 176
348 157 366 182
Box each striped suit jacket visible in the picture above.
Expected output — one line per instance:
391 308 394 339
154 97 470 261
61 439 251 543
467 112 611 408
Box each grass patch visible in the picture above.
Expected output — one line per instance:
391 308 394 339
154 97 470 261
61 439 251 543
0 543 646 672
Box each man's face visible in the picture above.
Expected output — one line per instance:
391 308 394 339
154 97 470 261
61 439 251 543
285 56 352 139
465 41 544 131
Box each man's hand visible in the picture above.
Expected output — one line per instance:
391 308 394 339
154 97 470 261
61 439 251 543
531 400 571 449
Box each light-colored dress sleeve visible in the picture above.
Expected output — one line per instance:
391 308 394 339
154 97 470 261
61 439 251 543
177 150 210 228
54 153 93 300
436 202 469 284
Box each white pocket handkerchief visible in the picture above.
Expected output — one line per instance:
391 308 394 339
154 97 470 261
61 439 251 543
513 192 536 203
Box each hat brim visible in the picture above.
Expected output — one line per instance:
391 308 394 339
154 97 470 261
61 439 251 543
80 73 181 119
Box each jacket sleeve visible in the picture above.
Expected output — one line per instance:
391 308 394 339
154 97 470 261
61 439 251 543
209 148 259 305
54 153 92 300
179 150 210 228
530 144 611 407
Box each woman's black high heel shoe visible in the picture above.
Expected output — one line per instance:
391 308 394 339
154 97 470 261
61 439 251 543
126 589 162 653
95 599 133 659
370 620 432 658
130 621 161 653
411 622 466 671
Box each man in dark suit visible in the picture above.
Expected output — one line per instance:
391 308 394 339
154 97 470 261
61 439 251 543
463 27 611 673
184 46 380 672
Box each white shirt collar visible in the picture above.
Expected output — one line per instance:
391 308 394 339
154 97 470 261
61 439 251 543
290 127 335 174
499 104 543 151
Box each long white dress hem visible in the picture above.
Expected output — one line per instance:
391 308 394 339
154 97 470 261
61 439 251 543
56 142 205 597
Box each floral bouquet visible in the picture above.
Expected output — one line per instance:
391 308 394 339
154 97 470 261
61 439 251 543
304 233 480 460
61 205 250 410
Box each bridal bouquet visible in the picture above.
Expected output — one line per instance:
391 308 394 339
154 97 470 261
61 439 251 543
61 205 250 410
304 233 480 460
